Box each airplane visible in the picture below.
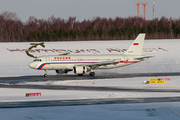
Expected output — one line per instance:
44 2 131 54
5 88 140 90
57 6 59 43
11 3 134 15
29 33 150 77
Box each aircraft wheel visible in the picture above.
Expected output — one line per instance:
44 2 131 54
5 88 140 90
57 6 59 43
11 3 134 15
78 74 83 76
44 74 47 77
44 70 48 77
89 72 95 76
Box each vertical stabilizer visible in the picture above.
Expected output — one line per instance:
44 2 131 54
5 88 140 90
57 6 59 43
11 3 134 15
124 33 146 55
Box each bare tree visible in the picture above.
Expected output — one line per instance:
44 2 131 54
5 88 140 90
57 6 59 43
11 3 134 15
0 11 20 21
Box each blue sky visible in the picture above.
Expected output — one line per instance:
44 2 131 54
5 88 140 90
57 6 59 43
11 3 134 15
0 0 179 21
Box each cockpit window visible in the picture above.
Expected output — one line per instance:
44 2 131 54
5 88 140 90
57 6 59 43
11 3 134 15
34 59 42 61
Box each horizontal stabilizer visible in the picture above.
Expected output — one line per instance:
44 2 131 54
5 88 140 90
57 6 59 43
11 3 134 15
134 56 153 61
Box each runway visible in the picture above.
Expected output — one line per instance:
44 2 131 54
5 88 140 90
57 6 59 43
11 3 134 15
1 72 180 83
0 84 180 92
1 97 180 108
0 72 180 92
1 72 180 109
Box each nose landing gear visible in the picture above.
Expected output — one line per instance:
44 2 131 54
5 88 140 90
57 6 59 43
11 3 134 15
44 70 48 77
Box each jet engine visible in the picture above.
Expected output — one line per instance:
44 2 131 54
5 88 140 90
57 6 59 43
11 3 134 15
73 66 87 74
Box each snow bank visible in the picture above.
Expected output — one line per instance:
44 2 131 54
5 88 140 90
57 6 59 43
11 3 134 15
51 76 180 89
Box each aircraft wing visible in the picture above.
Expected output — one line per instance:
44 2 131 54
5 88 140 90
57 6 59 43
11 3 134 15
77 61 119 69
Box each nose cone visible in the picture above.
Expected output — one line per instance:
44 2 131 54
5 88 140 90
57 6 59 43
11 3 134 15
29 62 38 69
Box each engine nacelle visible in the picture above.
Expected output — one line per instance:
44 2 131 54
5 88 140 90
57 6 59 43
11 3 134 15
55 69 69 74
73 66 87 74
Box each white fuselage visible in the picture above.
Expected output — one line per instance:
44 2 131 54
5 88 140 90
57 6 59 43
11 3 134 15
29 54 140 71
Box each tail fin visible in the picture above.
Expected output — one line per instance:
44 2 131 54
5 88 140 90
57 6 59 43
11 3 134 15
124 33 146 56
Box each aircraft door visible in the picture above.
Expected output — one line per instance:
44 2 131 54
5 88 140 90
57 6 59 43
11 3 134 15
45 56 50 63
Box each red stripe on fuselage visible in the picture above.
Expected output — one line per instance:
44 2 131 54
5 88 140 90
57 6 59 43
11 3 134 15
38 62 96 70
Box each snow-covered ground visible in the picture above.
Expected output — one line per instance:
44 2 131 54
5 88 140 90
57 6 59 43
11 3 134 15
1 39 180 119
1 39 180 76
2 87 179 103
1 102 180 120
1 76 180 119
0 75 179 103
50 76 180 89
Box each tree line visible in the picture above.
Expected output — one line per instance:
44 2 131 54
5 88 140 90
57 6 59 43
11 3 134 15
1 11 180 42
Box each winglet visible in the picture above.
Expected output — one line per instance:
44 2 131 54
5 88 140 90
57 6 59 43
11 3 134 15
124 33 146 55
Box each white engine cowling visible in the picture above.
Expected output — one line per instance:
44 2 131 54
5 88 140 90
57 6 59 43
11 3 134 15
73 66 87 74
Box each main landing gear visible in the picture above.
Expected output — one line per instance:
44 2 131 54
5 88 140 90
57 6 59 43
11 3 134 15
44 70 48 77
78 74 83 76
89 72 95 76
78 72 95 76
